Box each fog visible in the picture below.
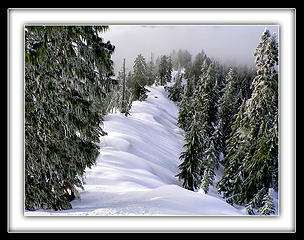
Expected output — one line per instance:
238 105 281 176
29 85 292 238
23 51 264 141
101 25 279 75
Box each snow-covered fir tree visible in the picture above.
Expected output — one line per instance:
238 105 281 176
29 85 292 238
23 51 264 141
217 28 278 214
178 76 195 130
166 72 184 103
158 55 173 85
24 26 115 210
146 53 157 85
196 62 219 192
200 137 217 193
217 100 248 205
176 110 204 191
217 68 238 160
177 60 220 193
257 188 276 215
132 54 148 87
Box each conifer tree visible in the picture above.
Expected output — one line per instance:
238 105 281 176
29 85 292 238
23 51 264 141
132 54 148 87
166 72 184 103
217 68 238 159
158 55 173 85
176 49 192 70
25 26 115 210
177 60 220 193
176 110 203 191
257 188 276 215
217 29 278 212
178 76 195 130
129 54 150 102
217 100 248 204
132 81 149 101
197 62 218 129
147 53 156 85
196 62 219 192
188 51 208 89
201 137 217 193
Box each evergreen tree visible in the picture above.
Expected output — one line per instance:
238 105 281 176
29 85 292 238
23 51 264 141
190 50 208 89
178 76 195 130
132 81 149 101
166 72 184 103
128 54 150 102
217 100 248 204
217 29 278 212
158 55 172 85
235 65 256 103
176 110 204 191
217 68 238 159
177 60 220 193
200 137 217 193
197 62 218 128
196 62 219 192
146 52 156 85
170 49 178 70
167 56 173 82
213 61 228 99
176 49 192 70
257 188 276 215
25 26 115 210
132 54 148 87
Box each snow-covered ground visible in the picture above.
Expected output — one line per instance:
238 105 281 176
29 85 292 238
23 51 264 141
25 84 245 216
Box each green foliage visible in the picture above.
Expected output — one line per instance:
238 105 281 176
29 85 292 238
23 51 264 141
257 188 276 215
177 61 220 192
166 72 184 103
175 29 278 215
217 29 279 212
24 26 115 210
176 111 203 191
132 81 149 101
178 76 195 130
217 68 238 159
158 55 172 86
132 54 148 87
170 49 192 71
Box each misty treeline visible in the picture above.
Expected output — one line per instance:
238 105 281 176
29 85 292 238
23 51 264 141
168 29 278 215
107 49 209 114
106 52 174 115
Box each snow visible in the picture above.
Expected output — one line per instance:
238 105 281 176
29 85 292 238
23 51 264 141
25 83 244 216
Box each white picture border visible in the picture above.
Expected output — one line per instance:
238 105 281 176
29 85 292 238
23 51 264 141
8 8 296 233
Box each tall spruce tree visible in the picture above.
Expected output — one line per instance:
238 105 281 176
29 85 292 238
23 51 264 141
178 76 195 131
147 53 156 85
158 55 173 85
177 60 220 193
217 68 238 160
176 110 204 191
25 26 115 210
217 29 278 214
131 54 149 101
132 54 148 87
217 100 248 204
166 72 184 103
196 62 219 193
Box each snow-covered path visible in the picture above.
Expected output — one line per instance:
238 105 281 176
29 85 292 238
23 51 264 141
25 86 244 216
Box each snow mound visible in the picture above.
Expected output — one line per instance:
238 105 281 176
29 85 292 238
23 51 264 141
25 86 244 216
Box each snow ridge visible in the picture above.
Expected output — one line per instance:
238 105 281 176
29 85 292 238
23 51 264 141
25 86 244 216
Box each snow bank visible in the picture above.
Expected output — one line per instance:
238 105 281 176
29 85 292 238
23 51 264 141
25 86 244 216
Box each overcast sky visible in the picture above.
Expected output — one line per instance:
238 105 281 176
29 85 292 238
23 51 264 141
101 25 279 75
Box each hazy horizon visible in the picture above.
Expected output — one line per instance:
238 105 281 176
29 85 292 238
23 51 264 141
101 25 279 75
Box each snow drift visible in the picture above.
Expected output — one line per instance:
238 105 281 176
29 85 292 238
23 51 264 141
25 85 244 216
